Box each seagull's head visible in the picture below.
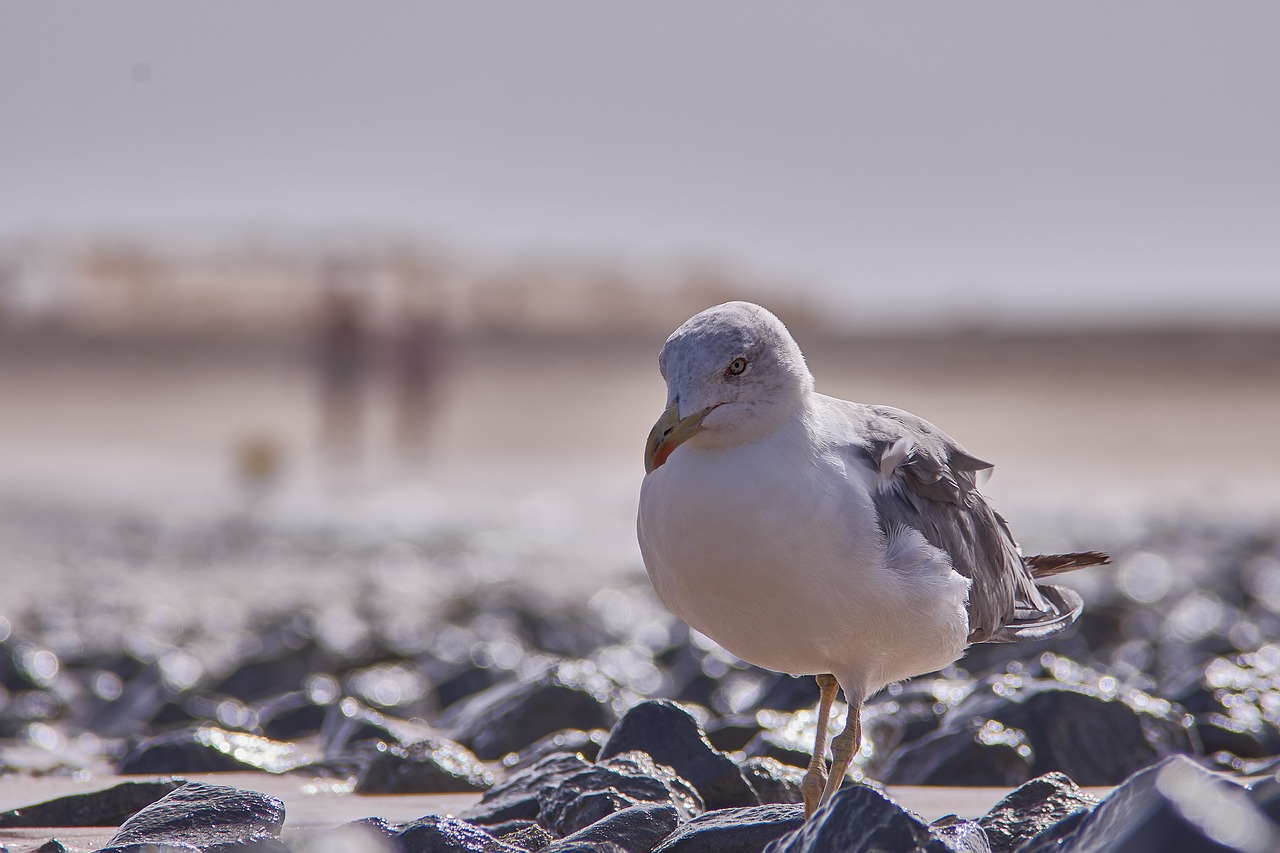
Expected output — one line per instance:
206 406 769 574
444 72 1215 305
645 301 814 473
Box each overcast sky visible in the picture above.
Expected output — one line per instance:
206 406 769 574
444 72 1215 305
2 2 1279 326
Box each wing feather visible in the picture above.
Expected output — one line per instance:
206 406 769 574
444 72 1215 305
845 403 1080 644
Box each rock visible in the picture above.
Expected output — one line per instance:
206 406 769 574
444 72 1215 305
98 781 285 852
117 725 315 774
885 676 1197 786
255 690 333 741
928 816 991 853
754 675 819 712
705 714 763 753
652 804 803 853
0 780 182 828
599 700 758 809
1195 712 1280 759
438 663 618 760
543 803 679 853
502 728 609 772
879 719 1036 787
393 815 527 853
321 697 433 759
499 824 556 852
762 785 950 853
1020 755 1276 853
356 736 494 794
977 772 1099 853
463 753 595 826
537 753 703 835
741 757 805 805
433 664 503 711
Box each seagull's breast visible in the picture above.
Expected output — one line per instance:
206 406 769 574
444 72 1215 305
638 415 894 678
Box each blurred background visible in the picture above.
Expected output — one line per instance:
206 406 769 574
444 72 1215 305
2 3 1280 755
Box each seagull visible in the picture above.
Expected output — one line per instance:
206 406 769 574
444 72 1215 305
637 301 1108 817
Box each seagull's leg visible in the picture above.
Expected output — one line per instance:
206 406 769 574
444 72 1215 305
818 699 862 808
801 673 839 817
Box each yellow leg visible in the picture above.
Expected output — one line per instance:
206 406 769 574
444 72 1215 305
801 674 839 817
819 701 861 808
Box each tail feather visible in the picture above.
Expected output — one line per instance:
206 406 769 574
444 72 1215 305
1026 550 1111 579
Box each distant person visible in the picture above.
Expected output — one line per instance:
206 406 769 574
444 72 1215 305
317 281 368 466
392 311 448 463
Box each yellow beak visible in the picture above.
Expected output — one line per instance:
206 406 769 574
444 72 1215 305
644 401 715 474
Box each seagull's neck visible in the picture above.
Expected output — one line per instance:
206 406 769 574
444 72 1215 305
689 387 812 452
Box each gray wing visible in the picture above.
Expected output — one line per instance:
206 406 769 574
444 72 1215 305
847 403 1081 644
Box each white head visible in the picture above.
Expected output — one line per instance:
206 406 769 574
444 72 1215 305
644 302 813 472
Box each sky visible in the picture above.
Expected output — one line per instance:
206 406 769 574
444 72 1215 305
2 2 1279 327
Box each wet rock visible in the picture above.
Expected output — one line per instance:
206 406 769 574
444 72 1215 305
1020 755 1274 853
754 674 819 713
0 780 183 828
322 697 433 758
880 719 1035 787
434 664 504 711
886 675 1196 786
977 772 1099 853
117 725 315 774
501 728 608 772
928 816 990 853
652 804 803 853
499 824 556 852
741 757 805 805
99 781 285 852
543 803 679 853
537 753 703 835
1195 711 1280 759
255 690 332 741
705 714 762 753
762 785 949 853
599 700 758 809
393 815 526 853
463 753 595 826
438 663 618 760
355 736 494 793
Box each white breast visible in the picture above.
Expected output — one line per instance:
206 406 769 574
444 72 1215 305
637 409 971 698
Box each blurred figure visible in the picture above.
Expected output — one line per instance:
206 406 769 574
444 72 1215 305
391 309 447 464
317 263 369 467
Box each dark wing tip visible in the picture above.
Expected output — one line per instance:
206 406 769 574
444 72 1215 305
980 584 1084 644
1026 551 1112 579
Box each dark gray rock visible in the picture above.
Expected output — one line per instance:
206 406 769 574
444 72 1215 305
502 728 609 772
321 697 433 759
355 735 493 793
880 719 1035 787
1195 712 1280 759
117 725 313 774
705 715 763 753
537 753 703 835
498 824 556 852
885 677 1196 786
394 815 527 853
599 700 758 809
928 816 991 853
438 663 618 760
742 757 805 805
254 690 332 741
977 772 1099 853
1021 755 1272 853
98 781 285 852
543 804 678 853
463 753 594 826
0 780 182 828
762 785 950 853
652 804 803 853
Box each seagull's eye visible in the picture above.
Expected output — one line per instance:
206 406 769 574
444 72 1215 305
726 357 748 376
